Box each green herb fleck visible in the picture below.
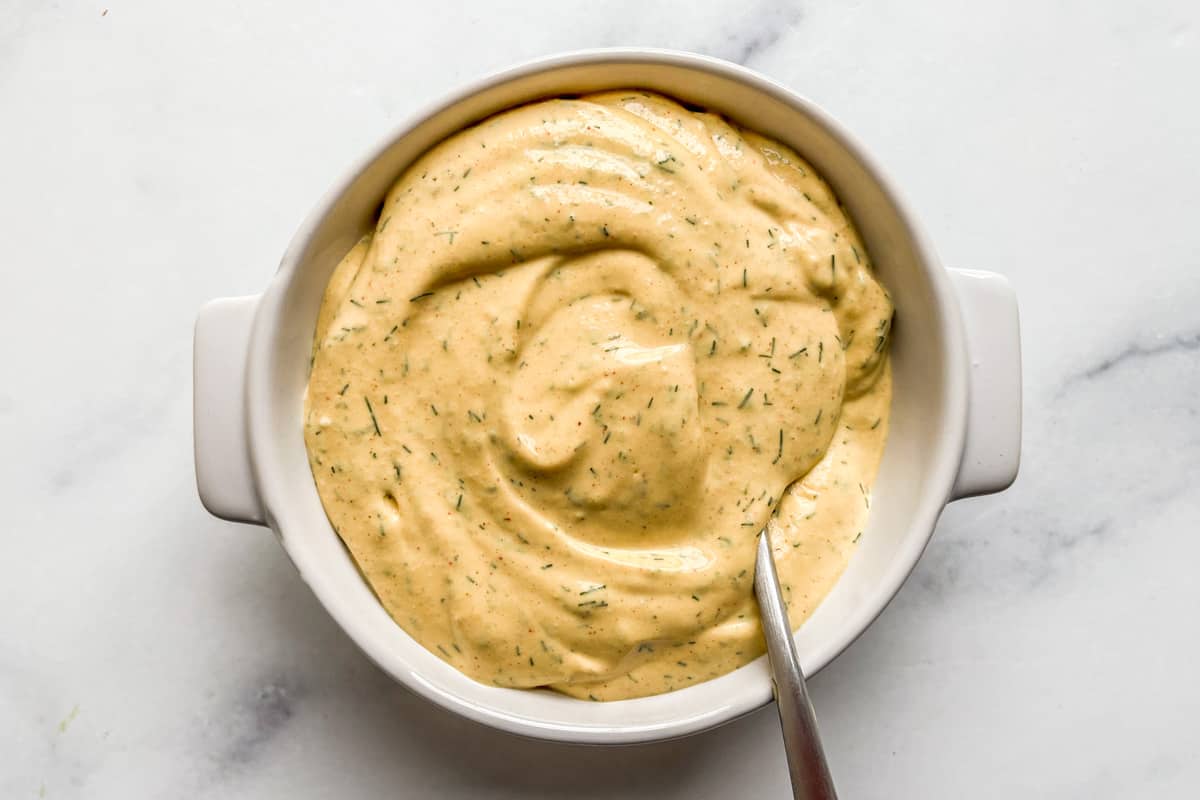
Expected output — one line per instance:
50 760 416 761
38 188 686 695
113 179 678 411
364 398 381 436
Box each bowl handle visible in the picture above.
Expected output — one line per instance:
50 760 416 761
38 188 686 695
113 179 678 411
948 269 1023 500
193 295 267 525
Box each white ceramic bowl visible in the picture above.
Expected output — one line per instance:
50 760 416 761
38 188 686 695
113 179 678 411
193 49 1021 745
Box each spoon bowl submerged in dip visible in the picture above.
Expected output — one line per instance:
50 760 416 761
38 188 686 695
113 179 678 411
194 49 1021 743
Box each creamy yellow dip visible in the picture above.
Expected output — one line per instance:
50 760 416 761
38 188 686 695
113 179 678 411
303 91 892 701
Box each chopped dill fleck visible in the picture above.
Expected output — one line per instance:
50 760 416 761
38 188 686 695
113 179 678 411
409 292 435 303
364 398 381 436
738 388 754 409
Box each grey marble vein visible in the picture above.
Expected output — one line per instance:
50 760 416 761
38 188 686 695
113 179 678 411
1060 330 1200 392
217 678 302 769
709 1 804 65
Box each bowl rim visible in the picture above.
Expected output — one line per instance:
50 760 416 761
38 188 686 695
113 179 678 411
243 47 968 743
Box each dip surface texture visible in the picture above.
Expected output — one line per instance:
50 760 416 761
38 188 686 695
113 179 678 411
303 91 893 700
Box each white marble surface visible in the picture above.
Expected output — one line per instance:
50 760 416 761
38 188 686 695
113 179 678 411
3 0 1199 796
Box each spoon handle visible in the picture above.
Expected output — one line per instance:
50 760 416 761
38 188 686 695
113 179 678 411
754 531 839 800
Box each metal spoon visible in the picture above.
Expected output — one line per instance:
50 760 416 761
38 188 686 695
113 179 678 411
754 529 839 800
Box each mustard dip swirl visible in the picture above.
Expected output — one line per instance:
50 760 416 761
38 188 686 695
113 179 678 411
304 91 893 700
